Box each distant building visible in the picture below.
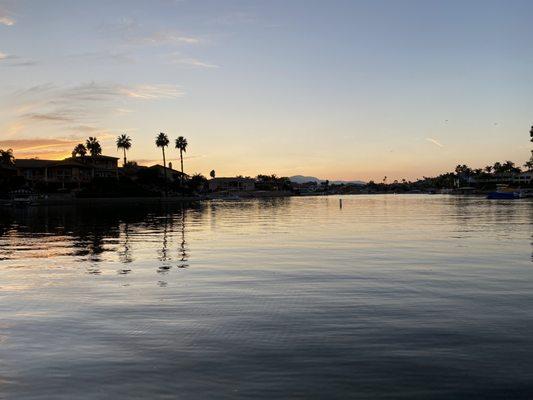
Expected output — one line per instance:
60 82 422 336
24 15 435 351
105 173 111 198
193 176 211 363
513 171 533 185
208 177 255 192
474 172 532 186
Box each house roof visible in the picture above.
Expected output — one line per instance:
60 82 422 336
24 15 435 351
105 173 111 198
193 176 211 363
64 155 119 161
210 177 255 182
15 159 56 168
47 160 91 168
149 164 188 176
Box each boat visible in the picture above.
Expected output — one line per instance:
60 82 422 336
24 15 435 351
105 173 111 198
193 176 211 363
487 191 519 200
10 189 39 206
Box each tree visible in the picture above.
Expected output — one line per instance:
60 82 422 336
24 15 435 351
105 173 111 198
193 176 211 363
454 164 472 176
502 160 521 174
116 134 132 167
175 136 188 186
72 143 87 158
188 173 207 192
0 148 14 166
156 132 170 193
484 165 493 174
86 137 102 157
210 169 216 179
492 161 520 174
524 161 533 171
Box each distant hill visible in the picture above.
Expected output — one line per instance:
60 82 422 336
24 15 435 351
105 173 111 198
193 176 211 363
289 175 365 185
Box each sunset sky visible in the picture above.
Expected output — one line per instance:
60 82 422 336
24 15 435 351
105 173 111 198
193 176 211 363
1 0 532 181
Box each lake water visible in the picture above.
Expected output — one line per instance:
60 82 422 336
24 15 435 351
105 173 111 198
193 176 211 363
0 195 532 399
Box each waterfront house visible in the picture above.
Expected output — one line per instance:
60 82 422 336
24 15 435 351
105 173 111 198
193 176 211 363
513 171 533 185
15 155 119 186
148 164 188 182
208 177 256 192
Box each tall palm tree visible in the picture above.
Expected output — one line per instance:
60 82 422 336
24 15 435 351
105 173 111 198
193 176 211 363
116 134 132 167
86 137 102 157
175 136 188 186
0 148 14 166
156 132 170 192
72 143 87 158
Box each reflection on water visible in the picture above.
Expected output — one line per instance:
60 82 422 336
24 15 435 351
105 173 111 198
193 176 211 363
0 195 532 399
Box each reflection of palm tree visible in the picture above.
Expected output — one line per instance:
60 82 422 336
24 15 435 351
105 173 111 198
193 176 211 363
176 206 188 268
116 134 132 167
119 222 133 264
159 215 170 262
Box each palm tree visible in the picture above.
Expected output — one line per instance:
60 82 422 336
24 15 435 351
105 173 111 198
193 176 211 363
0 148 14 166
156 132 170 191
116 134 132 167
210 169 216 179
72 143 87 158
175 136 188 186
484 165 493 174
524 160 533 171
86 137 102 157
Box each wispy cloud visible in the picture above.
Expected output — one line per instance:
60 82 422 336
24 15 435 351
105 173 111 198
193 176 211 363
2 81 184 142
0 16 14 25
101 17 203 47
0 137 84 159
426 137 444 148
0 52 38 67
167 53 218 69
0 3 15 25
68 51 136 65
0 8 15 26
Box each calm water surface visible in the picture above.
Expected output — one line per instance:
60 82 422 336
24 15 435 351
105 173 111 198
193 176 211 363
0 195 532 399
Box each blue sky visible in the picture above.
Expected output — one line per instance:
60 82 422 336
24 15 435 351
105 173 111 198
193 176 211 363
0 0 532 180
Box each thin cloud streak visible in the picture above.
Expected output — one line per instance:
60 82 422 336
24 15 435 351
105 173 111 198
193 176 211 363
426 137 444 148
101 18 203 47
167 53 218 68
0 52 38 67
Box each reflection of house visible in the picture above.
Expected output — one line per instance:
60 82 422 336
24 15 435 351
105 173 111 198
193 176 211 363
15 155 119 184
149 164 188 182
208 177 255 192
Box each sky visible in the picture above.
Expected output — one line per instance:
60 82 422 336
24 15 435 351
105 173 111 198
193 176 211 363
0 0 532 181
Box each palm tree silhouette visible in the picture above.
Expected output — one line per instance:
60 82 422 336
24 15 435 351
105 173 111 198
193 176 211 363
72 143 87 158
116 134 132 167
0 148 15 166
156 132 170 194
210 169 216 179
86 137 102 157
175 136 188 186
